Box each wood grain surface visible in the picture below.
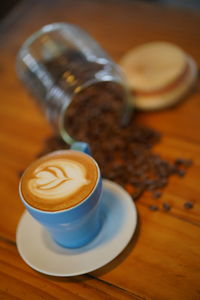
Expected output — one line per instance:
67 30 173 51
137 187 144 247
0 0 200 299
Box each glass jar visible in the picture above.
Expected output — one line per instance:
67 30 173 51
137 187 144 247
16 22 133 145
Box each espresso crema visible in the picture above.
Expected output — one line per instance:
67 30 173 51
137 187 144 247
21 150 98 211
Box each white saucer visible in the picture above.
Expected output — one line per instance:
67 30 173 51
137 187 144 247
16 179 137 277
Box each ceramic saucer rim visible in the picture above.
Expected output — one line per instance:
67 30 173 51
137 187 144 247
16 179 137 276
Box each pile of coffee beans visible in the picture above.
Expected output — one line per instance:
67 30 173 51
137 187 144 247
40 80 192 203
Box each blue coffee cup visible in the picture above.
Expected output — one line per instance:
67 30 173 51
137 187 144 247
19 142 103 248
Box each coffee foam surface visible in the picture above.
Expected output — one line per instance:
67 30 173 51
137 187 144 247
21 151 98 211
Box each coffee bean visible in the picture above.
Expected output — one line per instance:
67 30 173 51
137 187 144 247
152 191 162 199
175 158 193 168
149 205 158 211
175 158 185 165
162 202 171 211
184 201 193 209
39 50 192 205
145 179 157 186
107 171 117 180
177 169 186 177
136 187 145 199
158 178 167 188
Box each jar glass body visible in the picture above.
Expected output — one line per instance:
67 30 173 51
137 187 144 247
16 23 132 144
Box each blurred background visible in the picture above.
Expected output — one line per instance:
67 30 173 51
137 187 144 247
1 0 200 23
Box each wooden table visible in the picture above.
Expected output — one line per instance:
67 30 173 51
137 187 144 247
0 0 200 299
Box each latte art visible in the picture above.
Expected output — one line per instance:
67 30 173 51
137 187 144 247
21 150 98 211
29 159 90 200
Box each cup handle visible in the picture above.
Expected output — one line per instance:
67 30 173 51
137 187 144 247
70 141 92 155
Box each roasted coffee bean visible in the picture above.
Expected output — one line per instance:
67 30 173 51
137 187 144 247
177 169 186 177
184 201 193 209
40 50 192 204
107 171 118 180
152 191 162 199
157 178 167 188
175 158 186 165
162 202 171 211
131 186 145 199
175 158 193 168
145 179 157 186
149 205 158 211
